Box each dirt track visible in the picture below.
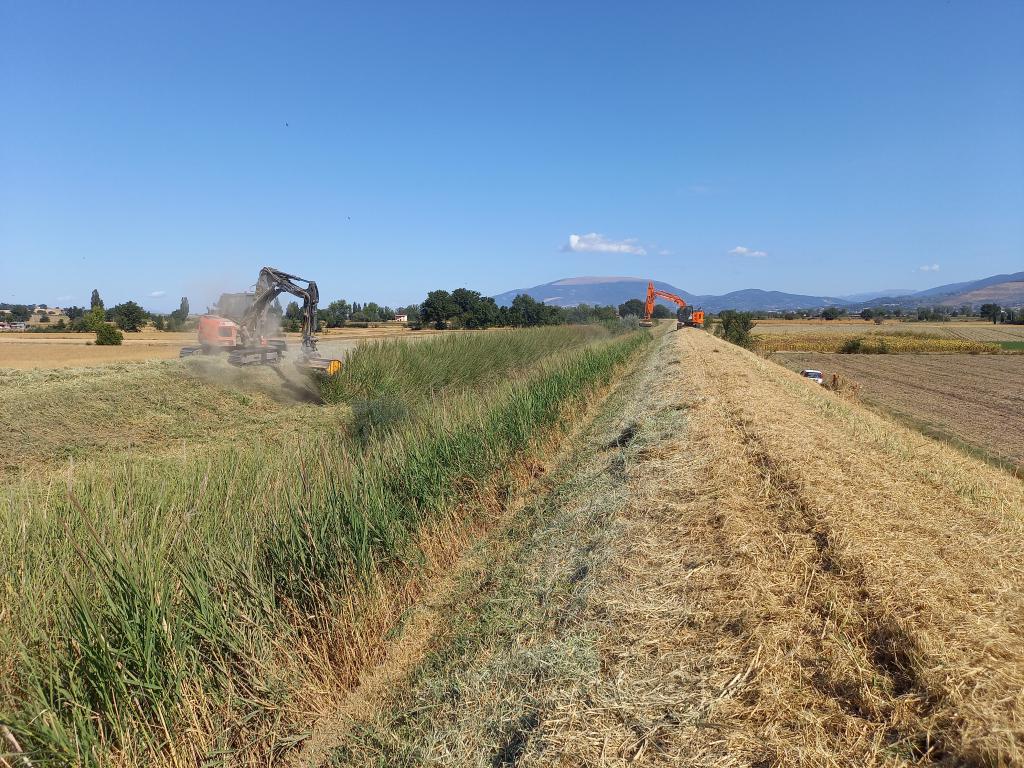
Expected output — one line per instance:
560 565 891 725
315 329 1024 766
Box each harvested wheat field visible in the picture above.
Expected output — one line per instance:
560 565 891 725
323 327 1024 767
778 353 1024 471
0 358 341 478
753 319 1024 342
0 325 427 369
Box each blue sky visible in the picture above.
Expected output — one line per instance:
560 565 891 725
2 1 1022 311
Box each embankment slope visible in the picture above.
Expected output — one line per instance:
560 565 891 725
332 328 1024 765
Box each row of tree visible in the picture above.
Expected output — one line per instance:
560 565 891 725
417 289 631 329
16 287 1019 336
57 292 192 332
853 303 1020 323
307 300 417 329
760 304 1022 323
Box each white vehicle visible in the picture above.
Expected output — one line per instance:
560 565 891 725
800 369 825 385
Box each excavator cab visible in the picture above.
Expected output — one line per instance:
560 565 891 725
676 307 705 329
195 315 240 348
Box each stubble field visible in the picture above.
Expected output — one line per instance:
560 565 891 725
322 328 1024 767
0 325 424 369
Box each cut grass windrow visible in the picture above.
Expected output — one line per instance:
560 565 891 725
0 327 648 767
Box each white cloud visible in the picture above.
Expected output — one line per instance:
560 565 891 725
149 290 167 297
729 245 768 258
918 264 940 272
563 233 646 256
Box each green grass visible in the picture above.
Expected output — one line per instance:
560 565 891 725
0 326 648 767
998 341 1024 351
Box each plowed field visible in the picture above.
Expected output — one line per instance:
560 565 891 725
777 353 1024 469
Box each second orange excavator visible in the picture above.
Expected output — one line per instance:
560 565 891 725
640 281 705 329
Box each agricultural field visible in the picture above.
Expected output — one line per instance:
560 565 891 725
0 325 423 369
756 330 1002 354
752 318 1024 341
3 324 1024 767
776 353 1024 470
0 360 339 478
751 320 1024 353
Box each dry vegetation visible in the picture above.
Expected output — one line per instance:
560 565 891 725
328 328 1024 767
777 352 1024 471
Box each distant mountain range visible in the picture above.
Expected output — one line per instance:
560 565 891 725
838 289 915 302
492 271 1024 313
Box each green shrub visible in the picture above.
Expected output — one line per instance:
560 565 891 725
94 324 124 345
719 311 755 348
839 337 864 353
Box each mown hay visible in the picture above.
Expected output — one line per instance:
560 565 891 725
531 329 1024 765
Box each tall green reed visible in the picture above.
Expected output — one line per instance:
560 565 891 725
1 327 648 766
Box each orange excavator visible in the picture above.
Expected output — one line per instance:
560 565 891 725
180 266 342 374
640 281 705 330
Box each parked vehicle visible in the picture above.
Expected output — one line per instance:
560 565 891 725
800 369 825 385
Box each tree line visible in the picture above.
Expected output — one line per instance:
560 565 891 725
416 289 635 329
1 291 190 336
725 303 1024 324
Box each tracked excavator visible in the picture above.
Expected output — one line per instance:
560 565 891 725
640 281 705 329
180 267 342 374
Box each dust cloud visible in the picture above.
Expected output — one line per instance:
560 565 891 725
182 355 324 404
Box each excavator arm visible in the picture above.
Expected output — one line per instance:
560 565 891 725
233 266 340 373
240 267 321 354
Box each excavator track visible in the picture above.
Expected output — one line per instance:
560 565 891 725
227 346 284 366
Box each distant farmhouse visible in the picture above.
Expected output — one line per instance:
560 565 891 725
0 305 69 330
